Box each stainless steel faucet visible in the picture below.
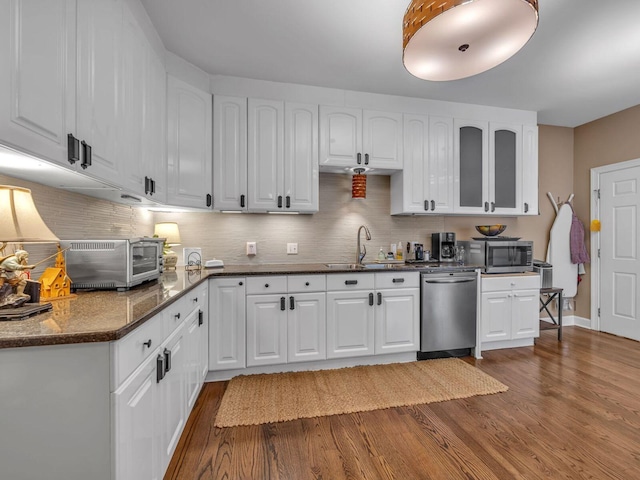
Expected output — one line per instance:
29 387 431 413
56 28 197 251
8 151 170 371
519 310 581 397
356 225 372 265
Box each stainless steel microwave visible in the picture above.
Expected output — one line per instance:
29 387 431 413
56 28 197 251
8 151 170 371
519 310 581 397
460 239 533 273
62 238 164 291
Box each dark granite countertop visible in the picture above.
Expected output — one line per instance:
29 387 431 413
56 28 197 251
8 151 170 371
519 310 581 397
0 262 483 349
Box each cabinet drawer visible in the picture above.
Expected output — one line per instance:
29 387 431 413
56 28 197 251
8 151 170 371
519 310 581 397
326 273 374 291
163 296 187 337
246 276 287 294
288 275 326 293
481 274 540 292
111 313 163 388
375 271 420 289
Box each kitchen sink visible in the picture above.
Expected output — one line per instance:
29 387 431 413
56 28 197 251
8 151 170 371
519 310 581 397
324 263 406 270
324 263 363 269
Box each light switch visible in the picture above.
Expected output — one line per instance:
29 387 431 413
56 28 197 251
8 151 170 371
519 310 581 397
246 241 257 256
287 243 298 255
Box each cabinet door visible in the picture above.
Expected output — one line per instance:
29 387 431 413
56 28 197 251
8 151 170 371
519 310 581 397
0 0 76 169
522 124 539 215
454 119 489 214
248 98 284 211
143 48 167 203
319 106 362 167
158 324 186 474
428 115 454 213
209 278 246 371
481 291 512 343
288 292 326 363
362 109 402 169
375 288 420 354
284 102 319 213
396 114 429 214
166 75 213 209
213 95 247 211
196 284 209 384
184 307 202 412
326 290 375 358
511 289 540 339
490 122 522 215
246 293 287 366
113 351 160 480
76 0 123 184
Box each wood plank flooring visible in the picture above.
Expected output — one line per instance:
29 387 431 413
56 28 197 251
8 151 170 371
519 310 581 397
165 327 640 479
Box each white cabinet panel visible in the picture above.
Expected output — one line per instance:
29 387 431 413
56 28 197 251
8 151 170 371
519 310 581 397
167 75 213 209
246 293 287 366
481 291 512 343
522 124 539 215
319 106 361 167
209 277 246 371
288 292 326 363
512 289 540 339
375 288 420 354
363 109 402 169
326 290 375 358
213 95 248 211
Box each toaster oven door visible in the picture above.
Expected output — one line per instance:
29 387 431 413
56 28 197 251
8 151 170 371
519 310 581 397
130 241 162 279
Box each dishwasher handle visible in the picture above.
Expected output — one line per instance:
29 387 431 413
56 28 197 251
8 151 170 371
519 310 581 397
424 278 475 284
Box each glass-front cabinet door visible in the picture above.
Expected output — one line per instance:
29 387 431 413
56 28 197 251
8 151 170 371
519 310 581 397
454 119 523 215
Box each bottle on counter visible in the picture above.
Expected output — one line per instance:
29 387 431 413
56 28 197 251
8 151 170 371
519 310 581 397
378 248 386 261
396 241 403 261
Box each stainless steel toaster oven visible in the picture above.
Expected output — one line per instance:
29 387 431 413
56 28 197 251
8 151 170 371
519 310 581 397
62 238 164 291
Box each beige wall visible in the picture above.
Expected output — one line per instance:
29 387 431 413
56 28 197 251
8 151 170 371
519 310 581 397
573 104 640 318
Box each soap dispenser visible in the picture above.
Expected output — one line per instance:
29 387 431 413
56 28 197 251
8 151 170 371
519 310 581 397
377 247 386 261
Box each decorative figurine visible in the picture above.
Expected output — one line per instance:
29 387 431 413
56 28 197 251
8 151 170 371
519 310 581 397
39 245 73 300
0 250 35 307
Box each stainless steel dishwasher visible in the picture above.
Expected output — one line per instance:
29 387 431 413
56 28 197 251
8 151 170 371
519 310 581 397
418 270 478 360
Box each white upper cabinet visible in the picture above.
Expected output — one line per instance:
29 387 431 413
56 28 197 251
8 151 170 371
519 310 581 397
454 119 524 215
390 114 453 215
319 106 402 171
247 98 284 211
166 75 213 209
522 124 539 215
213 95 248 211
284 102 318 213
0 0 77 169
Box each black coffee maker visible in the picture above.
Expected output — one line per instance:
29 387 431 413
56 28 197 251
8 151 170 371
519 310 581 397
432 232 456 262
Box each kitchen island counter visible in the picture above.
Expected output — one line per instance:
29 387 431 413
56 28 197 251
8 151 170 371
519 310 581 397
0 262 481 349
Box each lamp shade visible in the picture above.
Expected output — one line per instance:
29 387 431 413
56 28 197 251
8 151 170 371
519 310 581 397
403 0 539 81
0 185 59 242
352 170 367 199
154 222 182 246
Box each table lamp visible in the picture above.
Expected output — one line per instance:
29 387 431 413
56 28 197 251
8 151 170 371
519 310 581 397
0 185 59 309
154 222 181 270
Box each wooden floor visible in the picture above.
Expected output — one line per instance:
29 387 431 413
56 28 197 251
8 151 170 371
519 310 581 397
165 327 640 479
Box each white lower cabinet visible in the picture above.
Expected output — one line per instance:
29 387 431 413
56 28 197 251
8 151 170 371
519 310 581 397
209 277 246 370
113 284 209 480
481 274 540 350
326 272 420 359
288 291 326 362
246 292 288 366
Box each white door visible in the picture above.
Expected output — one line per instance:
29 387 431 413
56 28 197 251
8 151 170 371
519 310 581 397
319 106 362 167
400 114 429 213
374 288 420 354
362 110 403 169
599 165 640 340
0 0 76 168
209 278 246 371
428 115 454 213
213 95 248 211
454 119 489 214
288 292 326 362
284 102 319 213
511 289 540 339
326 290 374 358
246 294 287 366
183 308 201 411
481 291 511 343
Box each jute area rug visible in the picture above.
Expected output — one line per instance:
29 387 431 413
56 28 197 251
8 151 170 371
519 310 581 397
214 358 508 428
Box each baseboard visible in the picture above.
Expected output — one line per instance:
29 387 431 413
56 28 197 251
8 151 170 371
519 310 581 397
540 315 592 329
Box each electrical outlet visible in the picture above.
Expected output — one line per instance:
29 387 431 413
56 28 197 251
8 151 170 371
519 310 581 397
287 243 298 255
246 241 257 256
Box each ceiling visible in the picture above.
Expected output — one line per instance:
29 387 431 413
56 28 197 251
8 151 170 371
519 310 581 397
140 0 640 128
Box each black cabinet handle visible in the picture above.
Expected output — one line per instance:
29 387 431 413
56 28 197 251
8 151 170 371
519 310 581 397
286 196 290 208
377 292 382 305
198 309 203 326
174 313 180 320
369 292 374 306
289 296 294 310
424 200 429 211
491 201 496 212
431 200 435 211
67 134 80 164
280 297 285 311
357 152 362 165
192 297 198 303
305 282 310 286
81 141 92 169
484 201 489 212
240 194 245 208
265 283 269 288
277 195 283 208
164 348 172 373
143 339 152 348
151 178 156 195
145 176 151 195
156 354 165 383
364 153 369 165
345 280 358 285
239 281 243 286
206 193 212 207
524 202 529 213
392 278 405 283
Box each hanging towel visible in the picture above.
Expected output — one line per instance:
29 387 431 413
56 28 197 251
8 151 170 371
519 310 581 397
569 205 590 264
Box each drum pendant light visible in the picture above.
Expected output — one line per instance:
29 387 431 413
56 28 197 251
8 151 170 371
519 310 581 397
352 169 367 199
403 0 539 81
